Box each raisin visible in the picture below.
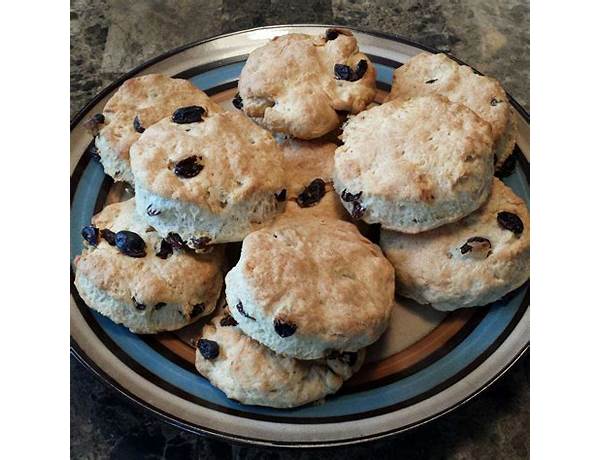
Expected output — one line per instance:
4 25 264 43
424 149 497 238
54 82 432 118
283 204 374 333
460 236 492 259
351 201 365 219
155 239 173 259
132 297 146 311
495 154 517 178
115 231 146 258
133 115 145 133
232 93 243 110
172 105 205 124
425 79 438 84
146 204 161 216
236 301 255 320
154 302 166 310
81 225 99 246
190 236 211 250
198 339 219 359
275 189 287 202
92 113 105 124
165 232 187 250
353 60 368 81
334 64 353 81
274 318 297 338
100 228 116 246
191 303 205 317
220 314 238 327
497 211 524 235
297 179 326 207
341 189 362 202
491 98 500 106
174 156 203 178
325 28 339 40
88 144 101 161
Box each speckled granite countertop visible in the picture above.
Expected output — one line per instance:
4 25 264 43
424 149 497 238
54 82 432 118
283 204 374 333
70 1 529 458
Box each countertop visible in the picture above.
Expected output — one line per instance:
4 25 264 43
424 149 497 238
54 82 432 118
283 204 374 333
70 1 530 458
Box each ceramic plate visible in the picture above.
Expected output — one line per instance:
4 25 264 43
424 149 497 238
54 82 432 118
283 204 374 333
70 25 530 448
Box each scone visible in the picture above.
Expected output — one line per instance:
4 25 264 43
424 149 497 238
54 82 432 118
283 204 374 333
225 217 395 360
130 110 287 247
195 306 365 408
279 139 349 221
73 198 224 333
237 30 376 139
388 52 516 169
380 178 529 311
333 95 494 233
85 74 223 184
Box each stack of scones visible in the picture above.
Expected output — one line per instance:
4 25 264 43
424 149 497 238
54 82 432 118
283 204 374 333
73 29 529 408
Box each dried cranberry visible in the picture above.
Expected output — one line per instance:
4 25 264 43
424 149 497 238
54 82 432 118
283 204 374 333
236 301 255 321
154 302 166 310
297 179 326 207
172 105 205 124
133 115 145 133
495 154 517 178
190 236 211 250
115 231 146 258
220 314 238 327
100 228 116 246
174 156 203 178
191 303 205 317
334 64 353 81
275 189 287 202
155 239 173 259
460 236 492 259
165 232 187 250
341 189 362 202
425 79 438 84
81 225 99 246
325 28 339 40
497 211 524 235
146 204 161 216
274 318 296 338
83 113 105 135
198 339 219 359
232 93 243 110
132 297 146 311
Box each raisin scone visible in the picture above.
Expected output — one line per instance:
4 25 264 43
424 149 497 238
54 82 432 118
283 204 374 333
85 74 223 184
333 95 495 233
225 217 395 360
380 179 529 311
195 306 365 408
73 198 224 333
237 30 377 139
387 52 516 169
278 139 349 221
130 110 287 247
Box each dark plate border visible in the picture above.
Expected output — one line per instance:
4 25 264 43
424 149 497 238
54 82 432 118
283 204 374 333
70 24 530 447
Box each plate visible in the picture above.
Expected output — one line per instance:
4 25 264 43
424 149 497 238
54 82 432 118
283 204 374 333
70 25 530 448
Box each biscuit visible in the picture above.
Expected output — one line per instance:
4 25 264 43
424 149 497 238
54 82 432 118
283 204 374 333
238 31 377 139
89 74 222 184
278 139 349 221
73 198 224 333
195 306 365 408
130 110 287 246
225 217 395 360
333 95 495 233
380 178 529 311
388 52 516 169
